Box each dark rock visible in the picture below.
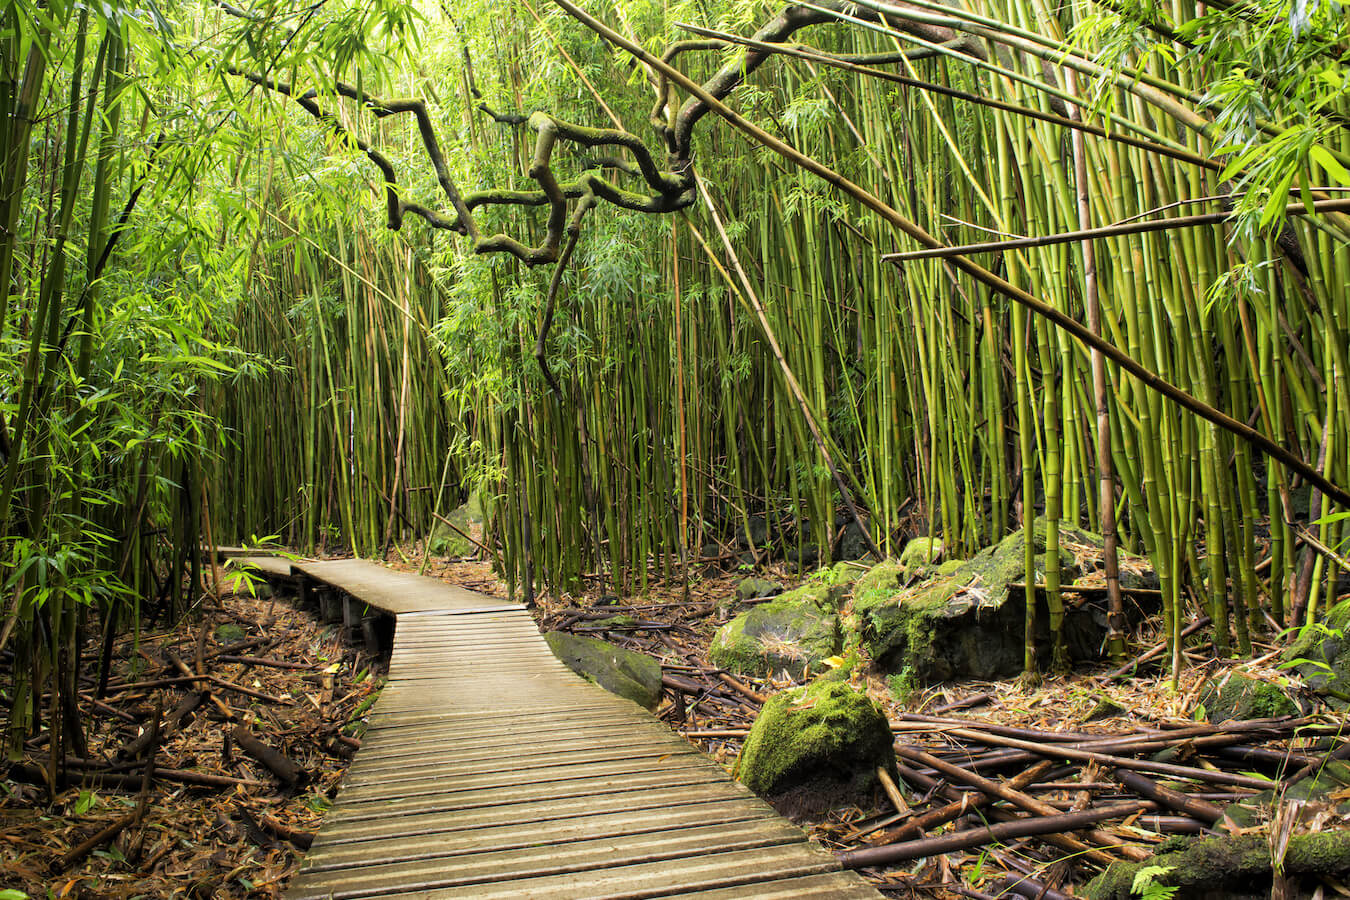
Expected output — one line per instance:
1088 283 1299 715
1083 831 1350 900
833 519 873 561
543 632 662 710
735 679 896 798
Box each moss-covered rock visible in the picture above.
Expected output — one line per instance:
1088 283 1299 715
427 492 483 557
588 614 637 630
708 593 841 679
1197 672 1299 722
544 632 662 710
899 537 944 569
735 577 784 602
734 679 896 796
215 623 248 644
1284 602 1350 707
1083 831 1350 900
853 561 905 609
856 519 1151 682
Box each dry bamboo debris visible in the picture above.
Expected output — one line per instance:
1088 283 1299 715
824 711 1335 890
0 583 377 898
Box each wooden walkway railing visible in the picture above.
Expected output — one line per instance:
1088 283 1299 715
258 557 882 899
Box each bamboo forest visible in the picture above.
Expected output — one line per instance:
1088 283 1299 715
2 0 1349 896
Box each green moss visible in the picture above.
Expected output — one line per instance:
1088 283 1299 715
854 519 1093 680
734 679 896 796
589 614 637 629
736 577 783 602
1284 602 1350 705
1084 831 1350 900
899 537 944 568
708 596 841 678
426 491 483 557
887 668 919 705
852 560 904 613
215 623 247 644
1197 673 1298 722
544 631 662 710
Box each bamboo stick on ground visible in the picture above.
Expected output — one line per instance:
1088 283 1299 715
838 802 1151 869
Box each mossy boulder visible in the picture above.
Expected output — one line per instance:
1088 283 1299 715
1084 831 1350 900
1284 602 1350 707
736 577 784 602
214 623 248 644
1221 764 1350 830
734 679 896 797
1197 672 1299 722
853 560 905 608
427 492 483 557
855 519 1152 682
709 588 841 679
544 632 662 710
588 614 637 630
899 537 944 569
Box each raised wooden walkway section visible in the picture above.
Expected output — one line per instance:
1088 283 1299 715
259 557 882 900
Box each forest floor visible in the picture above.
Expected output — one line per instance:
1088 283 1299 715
0 574 380 899
0 550 1342 899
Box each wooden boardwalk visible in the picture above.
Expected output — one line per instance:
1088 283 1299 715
262 557 882 900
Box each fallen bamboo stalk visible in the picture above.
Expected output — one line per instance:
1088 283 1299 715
876 760 1056 844
1113 769 1225 826
927 691 994 714
838 802 1150 869
716 672 766 704
995 871 1077 900
120 691 205 760
230 724 305 787
937 726 1276 789
52 812 137 874
166 651 234 720
150 767 266 789
876 766 911 816
896 745 1129 866
259 811 314 849
210 676 292 705
215 655 317 670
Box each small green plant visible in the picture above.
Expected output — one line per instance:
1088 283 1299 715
887 667 919 705
1131 864 1178 900
73 788 98 816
